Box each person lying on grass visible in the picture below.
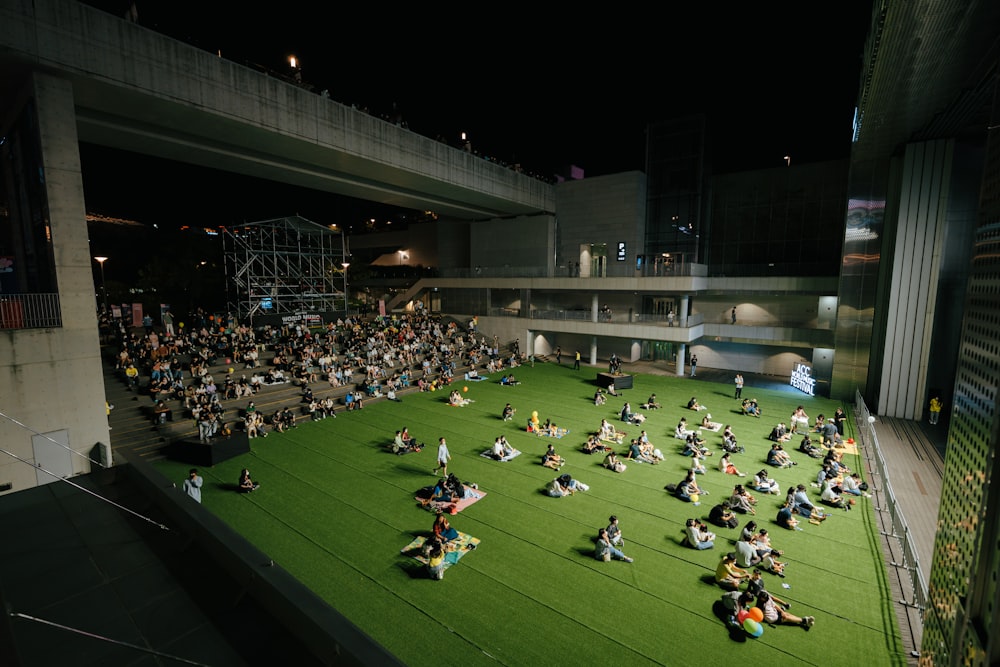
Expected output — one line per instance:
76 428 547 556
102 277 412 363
756 591 814 629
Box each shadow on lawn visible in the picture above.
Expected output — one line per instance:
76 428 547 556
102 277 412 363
711 600 749 643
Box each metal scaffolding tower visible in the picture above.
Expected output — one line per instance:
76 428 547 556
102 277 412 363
222 216 348 321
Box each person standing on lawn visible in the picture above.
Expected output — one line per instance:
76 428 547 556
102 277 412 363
182 468 203 504
432 437 452 476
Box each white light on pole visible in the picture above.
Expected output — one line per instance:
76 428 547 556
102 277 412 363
94 256 108 310
341 262 350 315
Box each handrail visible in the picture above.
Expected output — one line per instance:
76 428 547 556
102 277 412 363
854 390 927 651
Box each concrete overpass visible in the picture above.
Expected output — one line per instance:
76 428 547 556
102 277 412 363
0 0 555 220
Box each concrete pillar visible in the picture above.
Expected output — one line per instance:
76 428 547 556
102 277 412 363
679 295 690 327
677 343 687 376
589 336 598 366
0 72 109 491
592 293 599 323
522 288 531 318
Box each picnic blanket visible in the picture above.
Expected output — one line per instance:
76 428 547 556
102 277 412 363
401 532 481 570
415 485 487 513
480 448 522 462
532 427 569 438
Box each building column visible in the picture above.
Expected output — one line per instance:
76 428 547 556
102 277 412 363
592 293 599 323
677 343 687 376
589 336 598 366
521 288 531 318
680 295 690 328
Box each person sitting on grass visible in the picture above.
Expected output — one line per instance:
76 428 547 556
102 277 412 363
766 443 796 468
420 478 456 507
546 473 588 497
715 552 750 590
501 403 515 422
791 484 829 523
432 512 460 543
684 432 711 457
392 430 421 455
768 422 792 443
594 527 633 563
606 515 625 547
583 434 611 455
709 500 739 529
675 418 694 439
776 499 801 530
799 435 824 458
594 389 607 406
759 549 787 578
720 591 756 631
701 413 721 430
729 484 757 515
238 468 260 492
689 449 707 475
745 569 790 608
687 396 707 411
626 438 658 465
603 450 627 472
752 469 780 495
675 470 707 505
755 591 814 629
423 536 447 581
541 443 565 470
643 393 661 409
842 472 872 498
821 478 852 511
741 398 762 417
683 518 716 550
719 452 747 477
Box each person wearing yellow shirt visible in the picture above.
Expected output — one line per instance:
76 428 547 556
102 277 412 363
928 396 943 425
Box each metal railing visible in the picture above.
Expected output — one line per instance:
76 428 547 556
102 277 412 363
853 391 927 640
488 307 706 328
0 294 62 329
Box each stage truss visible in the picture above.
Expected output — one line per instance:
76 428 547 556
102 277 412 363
222 216 348 321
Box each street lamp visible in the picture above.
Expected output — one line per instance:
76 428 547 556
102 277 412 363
341 262 350 316
93 256 108 311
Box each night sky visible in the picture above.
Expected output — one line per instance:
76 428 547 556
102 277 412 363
79 2 874 228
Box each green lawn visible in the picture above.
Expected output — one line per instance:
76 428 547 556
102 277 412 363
154 362 906 666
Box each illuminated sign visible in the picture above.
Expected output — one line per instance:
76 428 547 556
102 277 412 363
790 363 815 396
261 298 273 310
617 242 626 261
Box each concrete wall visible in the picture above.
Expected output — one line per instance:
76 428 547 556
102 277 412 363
0 73 108 495
555 172 646 277
470 215 554 273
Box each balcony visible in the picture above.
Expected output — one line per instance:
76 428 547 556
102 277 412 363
0 294 62 329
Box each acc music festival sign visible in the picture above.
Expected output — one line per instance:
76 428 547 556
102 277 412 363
790 363 815 396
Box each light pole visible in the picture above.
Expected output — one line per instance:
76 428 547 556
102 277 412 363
341 262 350 316
94 256 108 311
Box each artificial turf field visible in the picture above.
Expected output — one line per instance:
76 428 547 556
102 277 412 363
153 361 906 666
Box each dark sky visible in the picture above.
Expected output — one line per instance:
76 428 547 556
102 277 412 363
80 2 874 227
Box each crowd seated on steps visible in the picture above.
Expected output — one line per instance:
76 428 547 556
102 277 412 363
102 308 526 438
